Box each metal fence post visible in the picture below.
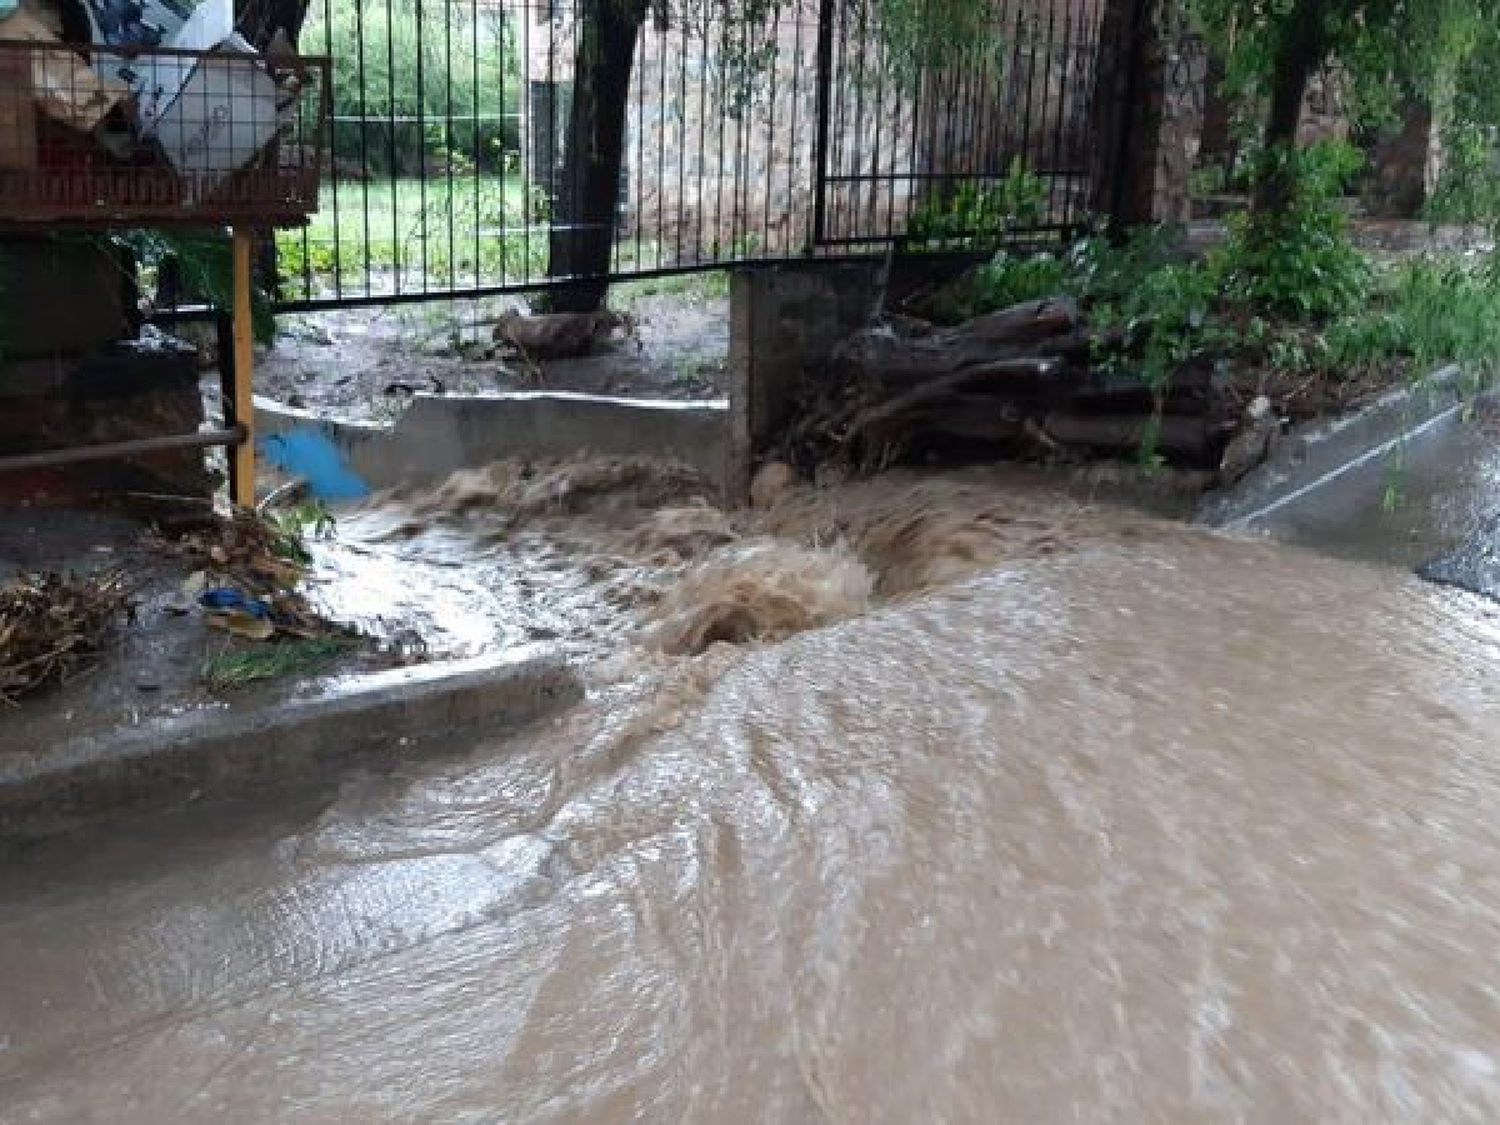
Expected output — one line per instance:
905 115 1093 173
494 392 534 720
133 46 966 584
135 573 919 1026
811 0 835 249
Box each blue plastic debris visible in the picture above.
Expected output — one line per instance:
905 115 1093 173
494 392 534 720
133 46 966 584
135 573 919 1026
259 430 370 502
199 589 272 619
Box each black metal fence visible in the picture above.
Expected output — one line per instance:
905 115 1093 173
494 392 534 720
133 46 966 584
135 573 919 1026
275 0 1133 311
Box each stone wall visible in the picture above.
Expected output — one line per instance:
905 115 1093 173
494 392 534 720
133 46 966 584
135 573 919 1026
625 4 833 260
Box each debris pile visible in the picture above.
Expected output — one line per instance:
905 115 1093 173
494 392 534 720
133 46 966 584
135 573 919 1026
148 506 351 646
0 570 130 704
0 0 308 200
782 296 1240 478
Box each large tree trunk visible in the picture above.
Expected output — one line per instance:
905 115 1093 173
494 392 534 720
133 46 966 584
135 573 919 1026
1198 48 1236 175
236 0 312 45
545 0 647 313
236 0 314 295
1088 0 1163 231
1250 1 1329 216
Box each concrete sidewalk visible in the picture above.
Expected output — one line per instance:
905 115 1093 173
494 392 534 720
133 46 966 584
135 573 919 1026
0 646 580 837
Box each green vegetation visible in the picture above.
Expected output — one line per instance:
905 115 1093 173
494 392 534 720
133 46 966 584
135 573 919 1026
933 135 1500 456
1324 258 1500 379
202 636 360 692
302 0 522 176
121 231 277 343
277 176 543 287
904 160 1049 252
1213 142 1369 319
611 271 732 305
269 500 338 558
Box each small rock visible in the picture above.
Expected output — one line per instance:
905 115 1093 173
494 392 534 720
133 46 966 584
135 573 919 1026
750 460 798 508
1219 396 1283 486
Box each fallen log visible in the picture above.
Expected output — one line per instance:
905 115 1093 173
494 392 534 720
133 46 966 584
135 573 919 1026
784 298 1230 473
962 297 1079 344
1042 412 1216 458
850 395 1031 457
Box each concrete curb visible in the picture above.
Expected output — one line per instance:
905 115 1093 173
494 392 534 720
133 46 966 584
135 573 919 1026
254 391 731 497
0 647 581 837
1198 364 1480 530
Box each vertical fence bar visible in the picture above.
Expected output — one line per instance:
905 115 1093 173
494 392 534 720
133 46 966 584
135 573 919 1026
673 4 689 265
355 0 374 298
319 0 339 302
443 0 456 292
786 1 806 255
470 0 482 289
414 0 430 289
633 12 647 270
384 0 401 293
811 0 833 246
655 8 669 270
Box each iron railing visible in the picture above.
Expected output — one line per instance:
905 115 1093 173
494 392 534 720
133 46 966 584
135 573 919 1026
273 0 1141 311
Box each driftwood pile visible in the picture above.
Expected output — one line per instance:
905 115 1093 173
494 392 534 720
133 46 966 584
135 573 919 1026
783 297 1241 473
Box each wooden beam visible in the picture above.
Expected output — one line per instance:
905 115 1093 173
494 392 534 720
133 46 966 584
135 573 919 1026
231 228 256 508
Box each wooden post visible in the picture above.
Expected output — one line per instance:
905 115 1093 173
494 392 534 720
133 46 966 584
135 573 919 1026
231 227 256 508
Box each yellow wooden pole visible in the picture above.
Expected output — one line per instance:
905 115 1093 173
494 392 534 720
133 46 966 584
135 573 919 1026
231 227 256 509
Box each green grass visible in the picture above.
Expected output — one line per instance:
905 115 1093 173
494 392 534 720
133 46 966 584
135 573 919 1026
278 175 705 297
611 270 731 305
278 175 545 290
1322 255 1500 379
202 636 361 692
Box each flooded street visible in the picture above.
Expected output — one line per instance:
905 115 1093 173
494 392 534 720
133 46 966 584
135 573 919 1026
7 463 1500 1122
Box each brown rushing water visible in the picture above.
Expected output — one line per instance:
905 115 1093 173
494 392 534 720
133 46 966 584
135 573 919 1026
6 463 1500 1123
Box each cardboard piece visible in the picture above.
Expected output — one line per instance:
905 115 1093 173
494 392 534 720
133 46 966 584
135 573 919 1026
0 6 129 133
86 0 279 193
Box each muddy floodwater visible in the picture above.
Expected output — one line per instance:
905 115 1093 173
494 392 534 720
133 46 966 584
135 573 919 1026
6 464 1500 1122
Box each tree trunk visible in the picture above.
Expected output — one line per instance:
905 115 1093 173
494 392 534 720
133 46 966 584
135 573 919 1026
1198 48 1236 175
236 0 312 45
1088 0 1163 231
1251 2 1329 215
545 0 647 313
236 0 314 294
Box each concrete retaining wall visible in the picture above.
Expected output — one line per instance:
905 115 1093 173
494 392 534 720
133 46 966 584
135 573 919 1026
255 390 731 497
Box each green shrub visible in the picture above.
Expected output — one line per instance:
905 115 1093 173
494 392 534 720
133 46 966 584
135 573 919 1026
1215 141 1369 320
1324 256 1500 376
932 249 1068 321
904 159 1048 252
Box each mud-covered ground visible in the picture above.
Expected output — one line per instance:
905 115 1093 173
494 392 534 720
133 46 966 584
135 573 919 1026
257 279 730 425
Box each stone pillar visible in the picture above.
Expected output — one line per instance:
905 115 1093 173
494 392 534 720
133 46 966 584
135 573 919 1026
727 262 881 502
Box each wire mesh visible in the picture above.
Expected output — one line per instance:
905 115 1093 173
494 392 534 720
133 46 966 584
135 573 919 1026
0 37 329 226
